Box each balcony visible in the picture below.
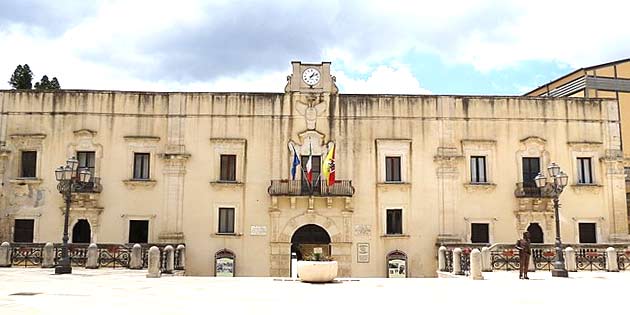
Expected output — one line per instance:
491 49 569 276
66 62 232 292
73 177 103 193
268 180 355 197
514 182 551 198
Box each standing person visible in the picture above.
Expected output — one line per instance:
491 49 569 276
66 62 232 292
516 231 531 279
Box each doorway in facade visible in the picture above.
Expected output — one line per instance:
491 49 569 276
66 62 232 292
527 223 544 243
290 224 331 260
72 219 91 243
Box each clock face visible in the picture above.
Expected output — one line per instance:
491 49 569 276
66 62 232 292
302 68 321 86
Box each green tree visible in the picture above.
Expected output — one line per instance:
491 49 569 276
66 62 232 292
50 77 60 89
34 75 61 90
8 64 33 89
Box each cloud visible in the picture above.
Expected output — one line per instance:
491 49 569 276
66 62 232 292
336 65 431 94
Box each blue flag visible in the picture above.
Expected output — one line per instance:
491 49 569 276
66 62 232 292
291 146 300 180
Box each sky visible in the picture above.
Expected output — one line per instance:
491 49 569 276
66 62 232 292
0 0 629 95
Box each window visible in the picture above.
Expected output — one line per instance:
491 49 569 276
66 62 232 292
522 157 540 187
77 151 96 176
386 209 403 235
218 207 235 234
577 157 593 184
470 223 489 243
385 156 401 182
578 223 597 243
470 156 487 183
128 220 149 243
20 151 37 178
13 219 34 243
220 154 236 181
133 153 150 180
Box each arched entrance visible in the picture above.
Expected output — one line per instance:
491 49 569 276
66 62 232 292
527 223 544 243
72 219 91 243
291 224 331 260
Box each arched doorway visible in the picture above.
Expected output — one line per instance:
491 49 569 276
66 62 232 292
527 223 544 243
72 219 91 243
291 224 331 260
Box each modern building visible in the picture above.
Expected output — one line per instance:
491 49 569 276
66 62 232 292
525 57 630 231
1 61 628 277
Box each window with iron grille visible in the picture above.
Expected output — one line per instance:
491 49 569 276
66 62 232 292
220 155 236 181
133 153 150 180
218 207 235 234
13 219 34 243
385 156 401 182
77 151 96 176
470 156 487 183
577 157 593 184
470 223 489 243
20 151 37 178
386 209 403 235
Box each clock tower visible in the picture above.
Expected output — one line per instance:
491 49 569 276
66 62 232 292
285 61 338 94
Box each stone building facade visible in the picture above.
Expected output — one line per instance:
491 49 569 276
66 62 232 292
0 61 628 277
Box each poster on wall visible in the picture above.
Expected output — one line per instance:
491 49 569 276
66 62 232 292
388 259 406 278
216 257 234 277
357 243 370 263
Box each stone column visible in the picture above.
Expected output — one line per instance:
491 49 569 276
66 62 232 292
41 243 54 268
564 247 577 272
164 245 174 274
146 246 161 278
438 246 447 272
0 242 10 267
606 247 619 272
86 243 99 269
452 248 463 275
129 244 143 269
481 247 491 272
469 249 484 280
176 245 186 270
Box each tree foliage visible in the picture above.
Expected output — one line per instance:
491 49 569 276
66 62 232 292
8 64 33 89
34 75 61 90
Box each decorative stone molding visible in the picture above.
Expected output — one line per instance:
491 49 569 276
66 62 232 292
463 183 497 192
569 184 603 194
9 178 43 185
377 139 413 183
123 179 157 189
209 138 245 182
8 133 46 180
516 136 549 182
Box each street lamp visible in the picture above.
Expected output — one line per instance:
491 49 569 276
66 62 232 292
534 162 569 277
54 157 91 275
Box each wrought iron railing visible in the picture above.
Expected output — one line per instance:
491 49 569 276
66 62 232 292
73 176 102 193
514 182 551 198
268 180 355 197
618 248 630 271
575 248 606 271
8 243 183 270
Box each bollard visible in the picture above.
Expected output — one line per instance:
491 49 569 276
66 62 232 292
438 246 447 272
176 245 186 270
606 247 619 272
164 245 174 274
0 242 10 267
452 248 463 275
86 243 99 269
146 246 161 278
528 252 535 272
481 247 491 272
41 243 55 268
129 244 143 270
564 247 576 272
469 249 484 280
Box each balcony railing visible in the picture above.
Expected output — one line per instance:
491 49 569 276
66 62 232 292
268 180 355 197
514 182 551 198
73 176 102 193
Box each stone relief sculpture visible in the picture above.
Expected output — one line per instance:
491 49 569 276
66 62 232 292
295 96 327 130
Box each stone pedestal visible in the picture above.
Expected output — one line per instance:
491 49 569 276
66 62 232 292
564 247 577 272
164 245 174 274
176 245 186 270
129 244 143 270
452 248 463 275
0 242 10 267
438 246 447 272
86 243 98 269
606 247 619 272
41 243 54 268
481 247 491 272
146 246 161 278
469 249 484 280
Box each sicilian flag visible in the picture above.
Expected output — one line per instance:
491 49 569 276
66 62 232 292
290 145 300 180
322 142 336 186
306 143 313 183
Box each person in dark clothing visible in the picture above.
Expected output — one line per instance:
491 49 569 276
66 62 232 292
516 231 531 279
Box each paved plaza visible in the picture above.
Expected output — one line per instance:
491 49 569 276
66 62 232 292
1 268 629 315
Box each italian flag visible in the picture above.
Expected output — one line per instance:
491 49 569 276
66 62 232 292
306 144 313 183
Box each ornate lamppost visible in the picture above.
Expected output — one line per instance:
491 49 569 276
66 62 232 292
534 162 569 277
54 157 91 275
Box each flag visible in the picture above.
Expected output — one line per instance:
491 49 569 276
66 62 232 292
322 142 336 186
290 145 301 180
306 143 313 183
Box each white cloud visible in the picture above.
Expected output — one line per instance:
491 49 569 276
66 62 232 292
336 65 431 94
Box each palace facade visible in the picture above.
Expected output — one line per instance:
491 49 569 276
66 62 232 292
0 61 628 277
